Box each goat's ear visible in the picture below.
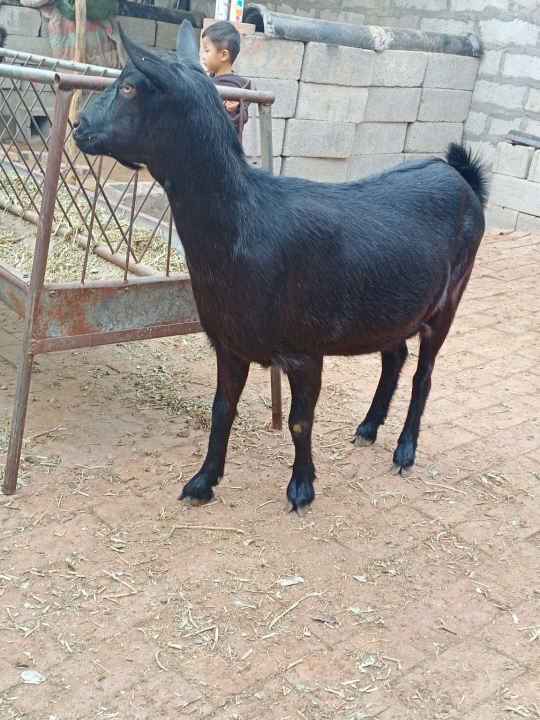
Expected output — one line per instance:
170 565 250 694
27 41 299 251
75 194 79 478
119 25 178 93
176 20 200 65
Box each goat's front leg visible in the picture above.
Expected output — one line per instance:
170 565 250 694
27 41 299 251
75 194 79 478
180 344 249 504
286 356 323 512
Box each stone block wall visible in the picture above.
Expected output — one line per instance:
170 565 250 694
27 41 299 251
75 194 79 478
236 35 476 180
487 141 540 233
257 0 540 170
2 3 477 185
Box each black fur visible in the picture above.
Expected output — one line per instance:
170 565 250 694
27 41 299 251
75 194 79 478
0 27 7 52
75 22 487 511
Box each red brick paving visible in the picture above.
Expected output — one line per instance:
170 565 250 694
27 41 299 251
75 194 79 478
0 231 538 719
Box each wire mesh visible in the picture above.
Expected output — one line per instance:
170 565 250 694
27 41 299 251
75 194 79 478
0 50 183 283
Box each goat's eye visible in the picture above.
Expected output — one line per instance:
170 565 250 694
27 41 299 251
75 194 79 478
120 84 136 98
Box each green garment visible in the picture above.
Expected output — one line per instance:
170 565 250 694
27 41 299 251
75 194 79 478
55 0 119 22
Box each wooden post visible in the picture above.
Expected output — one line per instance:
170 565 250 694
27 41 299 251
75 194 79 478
67 0 87 183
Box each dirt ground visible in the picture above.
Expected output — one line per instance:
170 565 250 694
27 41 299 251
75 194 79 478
0 230 538 720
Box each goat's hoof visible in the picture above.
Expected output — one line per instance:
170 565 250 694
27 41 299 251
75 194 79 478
179 472 216 505
353 434 375 447
181 495 210 507
392 441 416 475
287 464 315 512
353 422 378 447
287 501 308 516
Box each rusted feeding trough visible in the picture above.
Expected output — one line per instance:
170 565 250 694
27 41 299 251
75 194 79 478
0 47 283 495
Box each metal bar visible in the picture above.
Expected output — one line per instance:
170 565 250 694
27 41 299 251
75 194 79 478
258 104 282 431
0 64 275 104
32 321 202 354
0 48 120 77
251 3 481 56
0 64 57 86
81 155 103 283
166 211 173 278
124 170 139 280
54 72 275 103
118 1 204 28
135 202 169 262
85 242 155 277
0 264 28 316
32 275 200 349
3 88 72 496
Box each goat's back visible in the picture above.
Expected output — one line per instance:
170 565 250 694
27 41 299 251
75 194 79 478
195 157 485 362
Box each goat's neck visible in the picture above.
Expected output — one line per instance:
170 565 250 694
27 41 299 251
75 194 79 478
149 149 248 263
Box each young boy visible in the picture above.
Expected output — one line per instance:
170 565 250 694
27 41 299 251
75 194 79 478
200 21 251 137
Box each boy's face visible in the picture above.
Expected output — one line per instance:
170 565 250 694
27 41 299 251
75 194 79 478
201 36 231 74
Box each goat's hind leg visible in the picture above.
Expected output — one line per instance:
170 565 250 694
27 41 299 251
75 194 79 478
180 344 249 504
286 356 323 512
392 307 455 473
354 342 408 446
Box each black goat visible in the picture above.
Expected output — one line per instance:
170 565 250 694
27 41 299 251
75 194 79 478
75 22 487 511
0 27 7 57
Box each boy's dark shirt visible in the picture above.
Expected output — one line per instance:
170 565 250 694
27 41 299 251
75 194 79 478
210 73 251 135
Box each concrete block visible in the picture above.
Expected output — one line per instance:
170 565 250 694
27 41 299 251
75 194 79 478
525 119 540 137
156 22 180 51
489 174 540 216
5 36 51 57
301 43 374 86
349 154 404 180
451 0 508 10
473 81 527 110
485 206 518 232
404 153 443 162
516 212 540 234
489 117 520 137
479 50 502 77
393 0 447 9
464 111 488 137
528 150 540 183
376 14 421 29
118 17 157 47
353 123 407 155
235 36 304 80
503 54 540 82
480 19 538 47
247 156 282 175
0 5 41 37
371 50 427 87
249 78 298 119
424 54 479 91
526 88 540 114
296 83 368 123
418 89 472 122
420 18 470 35
493 143 534 178
466 140 497 167
283 120 355 159
243 119 285 157
336 11 366 24
282 157 349 182
405 123 463 152
364 88 421 122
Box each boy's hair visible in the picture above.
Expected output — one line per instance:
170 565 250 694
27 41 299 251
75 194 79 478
202 21 241 63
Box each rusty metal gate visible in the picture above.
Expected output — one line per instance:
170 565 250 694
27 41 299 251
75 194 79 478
0 46 282 495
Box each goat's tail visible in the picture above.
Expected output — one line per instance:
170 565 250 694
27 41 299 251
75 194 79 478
0 27 6 48
446 142 489 208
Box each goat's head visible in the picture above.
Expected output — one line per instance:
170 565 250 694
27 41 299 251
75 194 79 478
74 21 223 173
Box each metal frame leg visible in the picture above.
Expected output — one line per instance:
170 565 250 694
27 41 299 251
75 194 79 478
2 88 72 494
259 103 282 431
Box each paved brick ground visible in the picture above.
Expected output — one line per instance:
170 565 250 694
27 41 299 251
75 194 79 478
0 231 538 720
